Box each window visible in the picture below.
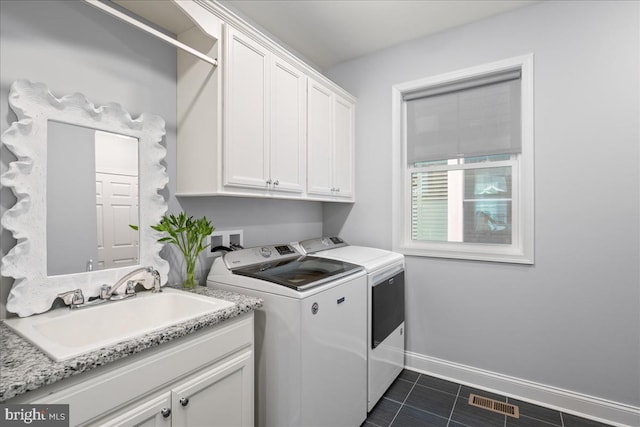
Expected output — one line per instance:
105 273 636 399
392 55 534 263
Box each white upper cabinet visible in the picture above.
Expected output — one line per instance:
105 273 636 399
307 79 355 200
167 2 354 202
332 94 355 198
269 57 307 193
307 80 333 196
224 27 306 195
224 27 270 190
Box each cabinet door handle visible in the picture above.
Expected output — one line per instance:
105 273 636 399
266 179 272 185
273 180 279 186
180 397 190 407
161 407 171 418
336 187 340 193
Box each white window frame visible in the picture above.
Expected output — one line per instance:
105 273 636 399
391 54 534 264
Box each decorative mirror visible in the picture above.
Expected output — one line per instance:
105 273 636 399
1 80 169 317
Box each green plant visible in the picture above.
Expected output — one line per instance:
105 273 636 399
133 212 214 288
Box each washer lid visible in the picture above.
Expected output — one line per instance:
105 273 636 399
312 246 404 273
231 256 363 291
320 246 397 264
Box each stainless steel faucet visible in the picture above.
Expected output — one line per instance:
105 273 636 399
104 266 160 299
56 266 162 310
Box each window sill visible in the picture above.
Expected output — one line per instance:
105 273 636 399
395 241 534 264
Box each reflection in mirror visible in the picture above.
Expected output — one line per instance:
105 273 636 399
47 121 139 276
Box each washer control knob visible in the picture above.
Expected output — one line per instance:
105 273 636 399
260 247 272 258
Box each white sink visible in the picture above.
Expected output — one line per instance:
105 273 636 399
4 288 235 362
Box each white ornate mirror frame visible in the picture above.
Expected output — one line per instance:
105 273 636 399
1 80 169 317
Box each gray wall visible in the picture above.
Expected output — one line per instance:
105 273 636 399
0 0 323 317
325 0 639 407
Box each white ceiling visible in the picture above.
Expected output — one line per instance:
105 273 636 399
221 0 539 70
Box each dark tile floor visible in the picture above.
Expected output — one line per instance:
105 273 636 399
363 370 615 427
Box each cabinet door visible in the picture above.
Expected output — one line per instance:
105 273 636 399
332 95 355 198
270 57 306 193
171 350 254 427
96 393 172 427
224 27 270 189
307 80 333 196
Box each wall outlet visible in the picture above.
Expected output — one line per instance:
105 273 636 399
209 230 244 256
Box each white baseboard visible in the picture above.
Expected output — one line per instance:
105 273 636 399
405 351 640 427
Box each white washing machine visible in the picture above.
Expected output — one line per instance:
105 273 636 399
206 243 367 427
296 237 405 412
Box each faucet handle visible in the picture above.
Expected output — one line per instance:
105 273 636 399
73 289 85 305
146 266 162 292
126 280 137 295
100 284 111 300
58 289 84 308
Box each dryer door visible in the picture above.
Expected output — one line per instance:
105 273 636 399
372 270 405 349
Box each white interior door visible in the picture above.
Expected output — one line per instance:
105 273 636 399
96 172 138 269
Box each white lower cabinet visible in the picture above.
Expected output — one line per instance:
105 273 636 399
99 349 253 427
99 393 172 427
14 313 254 427
170 350 252 427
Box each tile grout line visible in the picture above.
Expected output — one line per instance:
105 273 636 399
445 384 462 427
507 396 565 427
388 374 420 426
504 396 509 427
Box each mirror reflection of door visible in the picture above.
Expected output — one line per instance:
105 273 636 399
94 131 139 270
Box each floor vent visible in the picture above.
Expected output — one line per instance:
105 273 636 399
468 394 520 418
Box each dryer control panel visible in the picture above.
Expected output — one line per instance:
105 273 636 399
298 236 348 254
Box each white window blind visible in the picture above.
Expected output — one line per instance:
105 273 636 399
405 69 522 164
411 171 448 241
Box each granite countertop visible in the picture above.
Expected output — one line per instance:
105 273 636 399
0 286 262 402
